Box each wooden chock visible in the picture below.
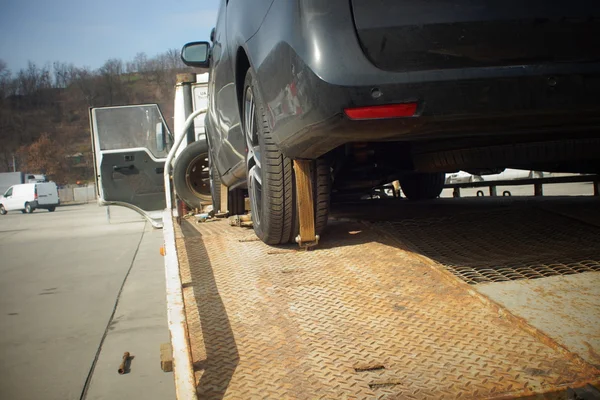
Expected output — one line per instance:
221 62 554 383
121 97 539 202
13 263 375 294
293 159 318 249
220 184 229 214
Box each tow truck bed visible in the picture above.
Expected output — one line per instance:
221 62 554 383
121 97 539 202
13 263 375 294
171 197 600 399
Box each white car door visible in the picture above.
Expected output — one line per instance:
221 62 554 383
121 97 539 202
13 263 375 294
90 104 171 227
2 187 17 210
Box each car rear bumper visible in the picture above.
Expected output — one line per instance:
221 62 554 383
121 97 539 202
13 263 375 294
251 0 600 159
36 202 59 208
263 50 600 159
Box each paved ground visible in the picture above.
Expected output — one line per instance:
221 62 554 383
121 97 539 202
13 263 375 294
0 204 174 400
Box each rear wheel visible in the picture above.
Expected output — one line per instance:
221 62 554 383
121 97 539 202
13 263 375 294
399 172 445 200
48 206 56 212
25 202 34 213
0 205 6 215
243 70 330 244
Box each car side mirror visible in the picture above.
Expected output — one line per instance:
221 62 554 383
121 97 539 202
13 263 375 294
156 122 166 153
181 41 210 68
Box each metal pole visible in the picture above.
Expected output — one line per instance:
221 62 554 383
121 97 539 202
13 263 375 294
12 154 16 172
182 81 195 145
164 108 207 210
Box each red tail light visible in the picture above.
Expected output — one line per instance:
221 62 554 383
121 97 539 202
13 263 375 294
344 102 418 120
34 187 38 200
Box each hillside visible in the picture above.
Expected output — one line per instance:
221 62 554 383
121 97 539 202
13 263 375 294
0 51 206 184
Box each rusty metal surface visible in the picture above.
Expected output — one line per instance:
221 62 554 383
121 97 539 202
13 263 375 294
476 271 600 369
382 205 600 285
176 218 599 399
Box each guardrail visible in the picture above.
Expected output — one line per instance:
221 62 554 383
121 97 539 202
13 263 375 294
445 174 600 198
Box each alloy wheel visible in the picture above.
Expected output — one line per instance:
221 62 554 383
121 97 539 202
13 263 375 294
244 86 262 226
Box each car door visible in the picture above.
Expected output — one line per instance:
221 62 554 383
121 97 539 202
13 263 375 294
2 187 16 210
90 104 172 226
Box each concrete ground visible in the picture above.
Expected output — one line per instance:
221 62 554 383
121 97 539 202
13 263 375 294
0 204 174 400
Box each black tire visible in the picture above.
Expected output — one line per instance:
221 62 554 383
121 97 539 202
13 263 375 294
243 69 330 244
209 154 246 215
0 205 6 215
228 188 246 216
399 172 445 200
209 152 222 211
48 206 56 212
173 139 212 209
25 202 34 213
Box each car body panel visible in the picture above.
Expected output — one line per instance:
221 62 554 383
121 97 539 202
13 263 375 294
203 0 600 183
35 182 59 206
351 0 600 72
0 183 59 211
205 0 274 186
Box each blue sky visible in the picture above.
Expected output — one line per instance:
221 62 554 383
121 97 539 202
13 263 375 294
0 0 219 73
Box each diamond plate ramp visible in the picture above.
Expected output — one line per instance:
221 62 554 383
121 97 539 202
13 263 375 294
383 207 600 284
175 219 599 399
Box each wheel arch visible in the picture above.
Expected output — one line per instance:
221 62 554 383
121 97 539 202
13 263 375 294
235 46 251 127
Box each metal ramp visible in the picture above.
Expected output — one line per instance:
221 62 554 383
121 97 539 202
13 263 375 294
174 200 600 399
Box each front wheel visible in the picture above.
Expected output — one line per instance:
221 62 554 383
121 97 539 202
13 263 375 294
0 205 6 215
242 69 330 244
399 172 445 200
25 202 34 213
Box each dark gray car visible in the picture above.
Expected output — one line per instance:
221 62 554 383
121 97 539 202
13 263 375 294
182 0 600 244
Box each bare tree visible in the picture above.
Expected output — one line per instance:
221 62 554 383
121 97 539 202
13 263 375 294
99 58 124 105
133 52 149 73
165 48 185 70
17 61 51 97
72 66 99 106
0 59 11 100
53 61 76 88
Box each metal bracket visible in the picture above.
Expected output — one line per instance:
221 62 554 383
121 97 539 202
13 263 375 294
229 214 253 228
295 234 320 250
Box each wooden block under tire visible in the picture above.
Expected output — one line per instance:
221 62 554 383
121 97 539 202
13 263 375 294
293 160 316 245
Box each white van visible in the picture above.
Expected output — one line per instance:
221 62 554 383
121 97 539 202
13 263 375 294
0 182 60 214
